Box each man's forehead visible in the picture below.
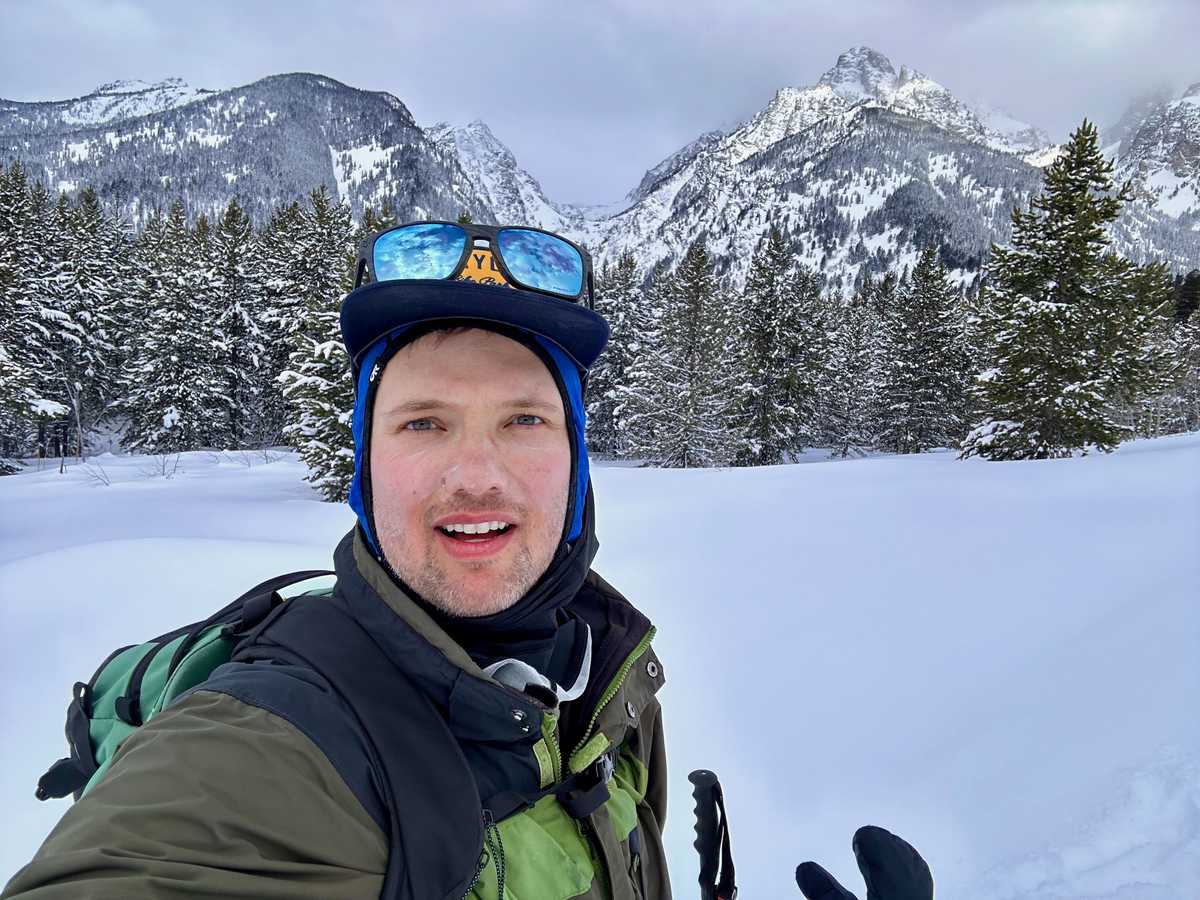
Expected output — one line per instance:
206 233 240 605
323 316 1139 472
377 329 563 414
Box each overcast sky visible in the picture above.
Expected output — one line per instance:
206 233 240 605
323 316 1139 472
3 0 1198 205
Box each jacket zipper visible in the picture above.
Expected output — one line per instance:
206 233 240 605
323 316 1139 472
569 626 656 759
461 810 506 899
542 709 563 783
466 627 658 897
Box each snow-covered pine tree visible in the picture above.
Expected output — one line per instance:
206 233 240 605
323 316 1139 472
624 241 734 468
732 228 786 465
250 201 306 445
1164 317 1200 433
22 178 74 458
50 187 131 457
730 228 828 464
119 200 227 453
962 119 1177 460
614 261 671 463
1124 311 1200 437
277 186 358 500
777 263 831 459
1106 260 1192 438
1175 271 1199 325
824 276 886 457
359 201 398 237
211 198 266 447
0 163 39 467
876 244 970 453
587 252 645 457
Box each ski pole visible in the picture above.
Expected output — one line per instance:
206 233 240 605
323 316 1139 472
688 769 737 900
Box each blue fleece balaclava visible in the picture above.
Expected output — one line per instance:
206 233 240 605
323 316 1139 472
347 325 590 559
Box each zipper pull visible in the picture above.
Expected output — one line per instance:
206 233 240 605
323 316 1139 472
481 809 506 898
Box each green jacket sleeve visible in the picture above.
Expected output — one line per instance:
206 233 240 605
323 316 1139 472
2 689 388 900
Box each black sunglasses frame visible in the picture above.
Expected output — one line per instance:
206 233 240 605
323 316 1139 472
354 220 595 309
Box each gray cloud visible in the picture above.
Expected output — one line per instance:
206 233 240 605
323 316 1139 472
3 0 1197 205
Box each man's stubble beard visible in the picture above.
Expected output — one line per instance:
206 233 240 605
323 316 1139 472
375 490 567 618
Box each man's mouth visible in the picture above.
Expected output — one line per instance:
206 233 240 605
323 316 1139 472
432 516 519 560
436 521 514 542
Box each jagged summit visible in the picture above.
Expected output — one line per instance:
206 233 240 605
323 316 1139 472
817 46 900 100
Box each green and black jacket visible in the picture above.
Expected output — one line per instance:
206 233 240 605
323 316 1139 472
3 527 671 900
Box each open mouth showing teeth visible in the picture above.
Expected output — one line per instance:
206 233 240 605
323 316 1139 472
437 522 514 542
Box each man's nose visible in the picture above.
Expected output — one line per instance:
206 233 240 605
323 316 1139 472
440 430 508 495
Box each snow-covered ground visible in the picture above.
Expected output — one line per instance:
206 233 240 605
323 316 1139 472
2 435 1198 898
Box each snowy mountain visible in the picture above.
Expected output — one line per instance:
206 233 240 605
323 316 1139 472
0 78 216 132
4 51 1197 290
719 48 1052 165
573 47 1199 292
1109 83 1200 225
426 119 581 232
0 74 489 227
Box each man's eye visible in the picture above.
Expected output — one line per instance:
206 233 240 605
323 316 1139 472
511 414 544 426
403 418 437 432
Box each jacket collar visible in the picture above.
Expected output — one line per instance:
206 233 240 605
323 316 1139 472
335 528 548 744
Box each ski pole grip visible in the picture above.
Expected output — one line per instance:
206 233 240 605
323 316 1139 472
689 769 720 900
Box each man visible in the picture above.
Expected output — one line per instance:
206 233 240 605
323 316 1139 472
4 221 671 899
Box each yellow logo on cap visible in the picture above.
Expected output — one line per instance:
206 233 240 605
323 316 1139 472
456 248 510 287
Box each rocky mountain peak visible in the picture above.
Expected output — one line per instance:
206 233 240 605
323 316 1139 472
817 46 899 100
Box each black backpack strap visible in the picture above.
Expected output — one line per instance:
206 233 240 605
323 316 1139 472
165 569 335 684
484 746 617 823
250 594 484 900
36 681 100 801
117 570 334 727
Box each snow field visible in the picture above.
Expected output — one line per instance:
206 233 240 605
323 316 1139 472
1 435 1198 897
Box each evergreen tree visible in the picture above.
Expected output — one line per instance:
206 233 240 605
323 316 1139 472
44 187 131 456
621 242 733 467
22 179 73 457
587 252 646 457
777 264 831 458
730 229 829 464
0 163 37 466
1174 270 1199 324
250 200 306 444
876 244 970 453
211 199 265 447
1123 313 1200 437
824 277 887 457
962 120 1177 460
119 200 227 453
1166 318 1200 432
614 261 671 463
277 187 358 500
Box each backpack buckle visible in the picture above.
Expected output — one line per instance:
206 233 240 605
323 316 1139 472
557 749 616 820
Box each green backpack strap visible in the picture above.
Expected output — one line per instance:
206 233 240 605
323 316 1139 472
35 569 335 802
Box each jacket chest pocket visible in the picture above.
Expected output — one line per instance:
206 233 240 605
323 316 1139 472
466 754 663 900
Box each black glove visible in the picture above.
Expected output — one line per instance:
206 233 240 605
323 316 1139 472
796 825 933 900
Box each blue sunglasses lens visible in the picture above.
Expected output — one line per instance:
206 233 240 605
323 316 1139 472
372 223 467 281
496 228 584 297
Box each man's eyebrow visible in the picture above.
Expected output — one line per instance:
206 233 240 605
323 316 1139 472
506 397 561 415
378 397 560 418
379 399 455 418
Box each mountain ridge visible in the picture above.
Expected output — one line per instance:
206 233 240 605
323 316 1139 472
4 49 1196 293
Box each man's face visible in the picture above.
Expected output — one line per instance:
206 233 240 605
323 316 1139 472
369 328 571 618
